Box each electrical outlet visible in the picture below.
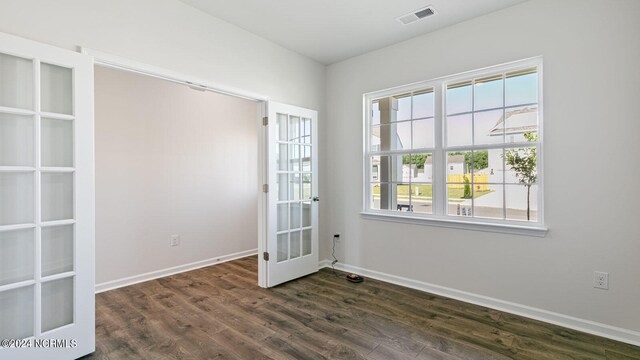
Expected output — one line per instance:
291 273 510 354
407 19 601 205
170 234 181 247
594 271 609 290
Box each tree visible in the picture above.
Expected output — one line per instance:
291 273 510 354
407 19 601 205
402 154 431 169
504 132 538 220
462 175 472 199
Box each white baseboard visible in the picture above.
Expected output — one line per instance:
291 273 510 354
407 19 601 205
318 259 640 347
95 249 258 293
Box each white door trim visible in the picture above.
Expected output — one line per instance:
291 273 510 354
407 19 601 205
80 48 268 102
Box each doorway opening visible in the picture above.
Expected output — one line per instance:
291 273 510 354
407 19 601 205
93 64 261 290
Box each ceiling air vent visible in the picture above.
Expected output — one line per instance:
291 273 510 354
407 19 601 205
397 6 436 25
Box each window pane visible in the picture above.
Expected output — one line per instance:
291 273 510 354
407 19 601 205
447 184 472 217
474 110 504 145
408 153 432 182
395 94 411 121
486 148 505 183
371 125 381 152
411 183 433 215
475 77 503 111
446 84 472 115
469 150 490 175
371 183 410 211
506 184 538 222
473 183 504 220
374 155 406 183
505 106 539 143
412 118 434 149
372 122 411 151
370 183 381 210
447 152 469 178
394 184 411 212
371 101 380 126
396 122 411 150
506 71 537 107
446 114 472 147
413 91 434 119
504 146 537 184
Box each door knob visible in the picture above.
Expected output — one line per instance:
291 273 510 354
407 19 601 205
312 196 320 202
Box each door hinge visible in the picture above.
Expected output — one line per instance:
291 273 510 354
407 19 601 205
263 252 270 261
262 116 268 126
263 184 269 193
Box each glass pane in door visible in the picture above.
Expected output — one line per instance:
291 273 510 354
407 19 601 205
302 229 311 256
41 172 74 221
290 231 300 259
277 233 288 262
0 285 34 339
42 225 74 277
0 172 34 226
0 228 34 286
41 277 73 332
0 113 34 166
41 63 73 115
0 52 33 110
41 118 73 167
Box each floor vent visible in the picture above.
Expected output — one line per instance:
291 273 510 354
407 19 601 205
397 6 437 25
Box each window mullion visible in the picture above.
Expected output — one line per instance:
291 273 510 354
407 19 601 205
434 82 446 216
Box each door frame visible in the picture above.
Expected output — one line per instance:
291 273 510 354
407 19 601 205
81 48 273 287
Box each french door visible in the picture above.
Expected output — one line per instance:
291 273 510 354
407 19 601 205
262 101 318 287
0 33 94 359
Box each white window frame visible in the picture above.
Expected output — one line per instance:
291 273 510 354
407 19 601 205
362 57 547 237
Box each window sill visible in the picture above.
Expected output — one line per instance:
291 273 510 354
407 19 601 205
360 211 548 237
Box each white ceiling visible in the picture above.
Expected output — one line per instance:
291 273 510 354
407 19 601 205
179 0 528 64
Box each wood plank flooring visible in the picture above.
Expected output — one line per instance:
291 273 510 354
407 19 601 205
83 256 640 360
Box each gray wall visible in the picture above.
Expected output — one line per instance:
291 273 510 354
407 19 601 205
323 0 640 334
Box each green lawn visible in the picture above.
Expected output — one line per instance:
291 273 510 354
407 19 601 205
372 184 492 199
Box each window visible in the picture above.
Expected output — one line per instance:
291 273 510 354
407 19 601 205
364 58 545 233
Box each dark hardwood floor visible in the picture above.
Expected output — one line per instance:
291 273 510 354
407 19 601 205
84 256 640 359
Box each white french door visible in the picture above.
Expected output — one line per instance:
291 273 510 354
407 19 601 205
261 101 318 287
0 33 94 359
